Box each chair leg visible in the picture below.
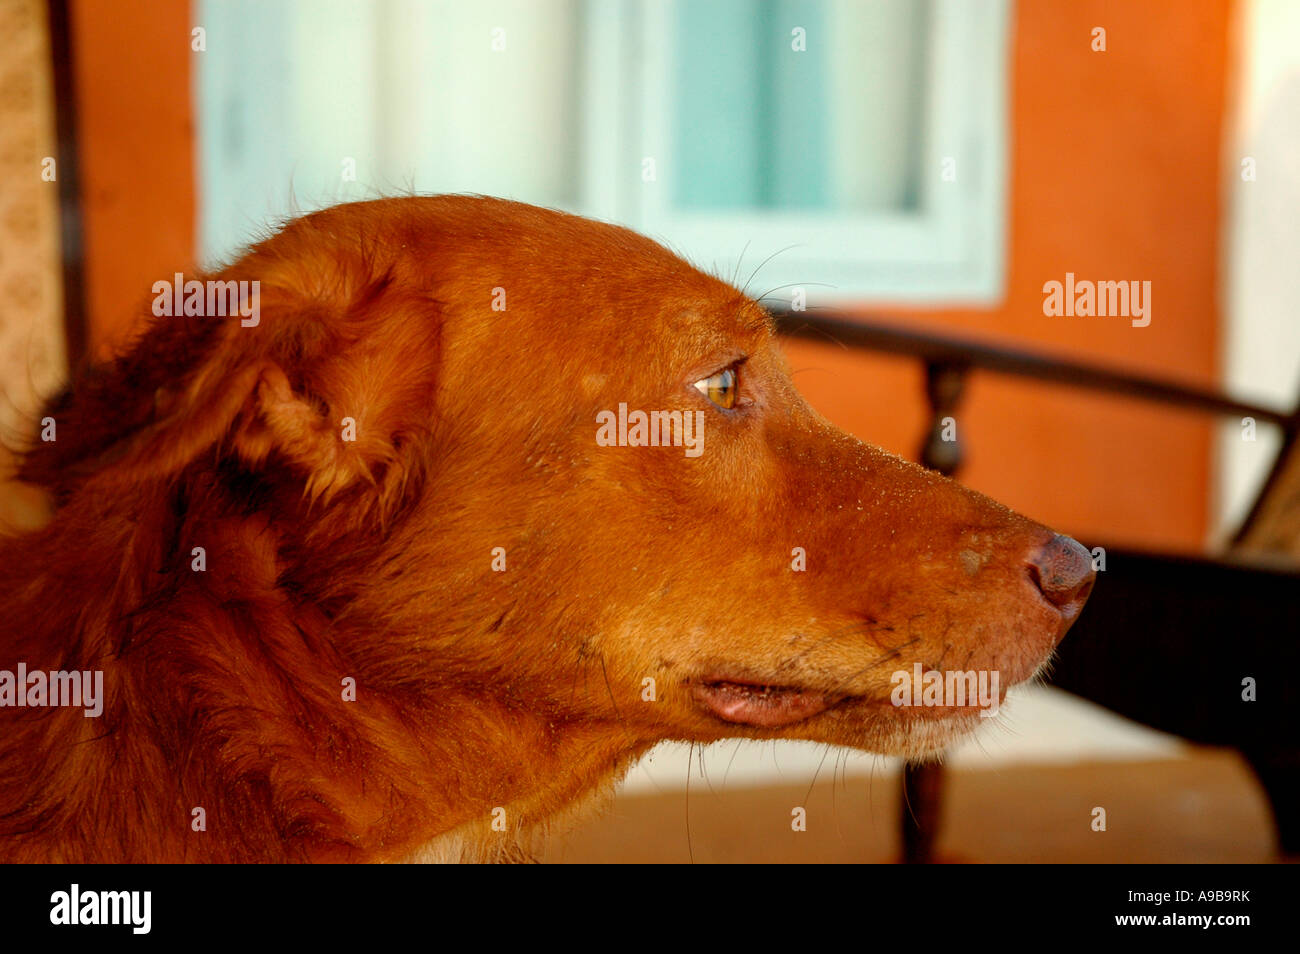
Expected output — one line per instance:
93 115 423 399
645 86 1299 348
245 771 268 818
901 761 944 863
901 364 961 864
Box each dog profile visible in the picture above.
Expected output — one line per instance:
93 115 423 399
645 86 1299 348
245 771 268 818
0 196 1093 862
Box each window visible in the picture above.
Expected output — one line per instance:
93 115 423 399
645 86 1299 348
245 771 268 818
198 0 1011 304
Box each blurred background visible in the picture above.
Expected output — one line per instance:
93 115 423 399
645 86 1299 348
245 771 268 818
2 0 1298 861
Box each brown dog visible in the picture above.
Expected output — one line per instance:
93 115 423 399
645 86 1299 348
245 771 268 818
0 196 1092 862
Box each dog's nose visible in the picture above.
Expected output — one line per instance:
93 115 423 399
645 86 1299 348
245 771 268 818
1027 534 1095 611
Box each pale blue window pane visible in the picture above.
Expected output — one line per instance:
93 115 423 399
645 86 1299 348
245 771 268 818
673 0 930 214
767 0 828 208
673 0 770 209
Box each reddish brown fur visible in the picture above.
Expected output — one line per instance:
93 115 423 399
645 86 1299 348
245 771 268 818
0 196 1090 862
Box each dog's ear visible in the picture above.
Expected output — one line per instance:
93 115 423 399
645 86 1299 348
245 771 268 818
22 258 438 511
226 362 401 505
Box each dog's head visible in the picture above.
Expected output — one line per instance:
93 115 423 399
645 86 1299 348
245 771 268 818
28 196 1092 766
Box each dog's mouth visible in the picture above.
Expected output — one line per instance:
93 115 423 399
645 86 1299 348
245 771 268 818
690 678 848 728
690 670 1016 729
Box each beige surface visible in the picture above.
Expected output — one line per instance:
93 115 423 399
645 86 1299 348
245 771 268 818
543 748 1277 863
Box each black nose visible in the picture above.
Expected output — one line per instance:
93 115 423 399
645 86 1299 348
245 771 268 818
1028 534 1095 610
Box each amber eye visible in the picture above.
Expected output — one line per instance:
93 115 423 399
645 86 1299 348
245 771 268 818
692 365 738 409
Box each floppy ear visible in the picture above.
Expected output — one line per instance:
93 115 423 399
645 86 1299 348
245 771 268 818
21 266 424 509
17 311 258 498
108 356 383 504
227 363 388 504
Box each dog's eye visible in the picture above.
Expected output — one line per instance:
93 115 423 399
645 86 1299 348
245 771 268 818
693 365 738 410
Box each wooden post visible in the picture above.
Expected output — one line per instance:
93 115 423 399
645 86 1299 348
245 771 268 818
901 360 968 863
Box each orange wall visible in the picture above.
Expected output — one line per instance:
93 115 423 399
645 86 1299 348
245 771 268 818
782 0 1230 552
68 0 1228 550
71 0 194 356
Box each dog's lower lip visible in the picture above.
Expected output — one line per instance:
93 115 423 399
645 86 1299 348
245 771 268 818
691 679 845 727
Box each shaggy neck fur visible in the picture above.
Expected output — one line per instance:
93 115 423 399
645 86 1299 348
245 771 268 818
0 466 645 862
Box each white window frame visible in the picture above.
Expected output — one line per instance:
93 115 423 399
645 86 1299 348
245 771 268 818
578 0 1013 307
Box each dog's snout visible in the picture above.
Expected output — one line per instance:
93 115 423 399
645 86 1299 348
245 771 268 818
1027 533 1095 611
